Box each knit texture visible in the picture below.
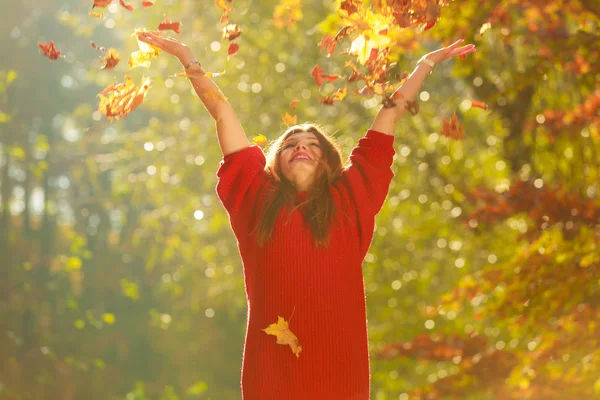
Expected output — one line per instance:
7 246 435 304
216 130 395 400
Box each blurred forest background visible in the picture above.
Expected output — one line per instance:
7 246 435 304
1 0 599 399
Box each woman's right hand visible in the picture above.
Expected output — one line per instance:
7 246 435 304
137 31 193 61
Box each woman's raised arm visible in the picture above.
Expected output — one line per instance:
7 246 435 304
370 39 476 135
138 32 249 156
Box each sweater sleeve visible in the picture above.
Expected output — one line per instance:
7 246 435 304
336 129 395 256
215 146 269 237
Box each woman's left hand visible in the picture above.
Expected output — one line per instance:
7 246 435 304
424 39 476 65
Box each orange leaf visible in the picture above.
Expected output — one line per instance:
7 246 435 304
92 0 112 8
319 87 347 105
290 99 300 109
282 112 297 125
38 41 62 61
440 112 465 140
142 0 154 6
262 316 302 358
88 11 104 18
101 48 120 70
119 0 134 11
158 17 182 34
471 100 488 110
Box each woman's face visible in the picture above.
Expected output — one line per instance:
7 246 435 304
278 131 323 191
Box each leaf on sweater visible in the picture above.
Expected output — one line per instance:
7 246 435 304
262 316 302 358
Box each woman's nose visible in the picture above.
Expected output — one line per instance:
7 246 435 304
295 142 307 150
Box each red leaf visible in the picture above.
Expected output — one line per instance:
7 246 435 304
311 64 325 86
228 42 239 56
290 99 300 109
90 41 106 52
158 17 182 34
142 0 154 6
422 20 436 31
119 0 134 11
38 41 62 61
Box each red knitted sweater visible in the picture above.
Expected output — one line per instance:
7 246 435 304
216 129 395 400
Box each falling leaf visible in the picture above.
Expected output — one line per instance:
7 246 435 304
319 86 347 105
101 48 120 70
282 112 297 125
92 0 112 8
158 17 182 34
272 0 303 29
222 24 241 41
441 112 465 140
228 42 239 56
252 134 267 146
97 75 151 121
119 0 134 11
129 30 160 69
216 0 234 24
142 0 154 6
88 11 104 18
471 100 488 110
290 99 300 109
38 41 62 61
91 41 106 52
262 316 302 358
479 22 492 35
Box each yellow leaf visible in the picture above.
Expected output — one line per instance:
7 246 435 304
102 313 116 324
129 29 160 69
252 134 267 146
282 112 297 125
479 22 492 35
75 319 86 329
262 316 302 358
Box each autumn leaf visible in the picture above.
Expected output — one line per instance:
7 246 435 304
222 24 241 41
101 48 120 70
471 100 488 110
129 29 160 69
88 11 104 18
290 99 300 109
215 0 234 23
92 0 112 8
228 42 239 56
91 41 106 52
272 0 303 29
97 75 151 121
119 0 134 11
441 112 465 140
38 41 62 61
282 112 297 125
319 87 347 105
142 0 154 6
262 316 302 358
311 64 326 86
252 134 267 146
158 17 182 34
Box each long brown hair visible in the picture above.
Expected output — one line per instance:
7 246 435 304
254 123 345 248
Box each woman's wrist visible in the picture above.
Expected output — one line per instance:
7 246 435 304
177 49 195 67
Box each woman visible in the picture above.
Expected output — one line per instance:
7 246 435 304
139 31 474 399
